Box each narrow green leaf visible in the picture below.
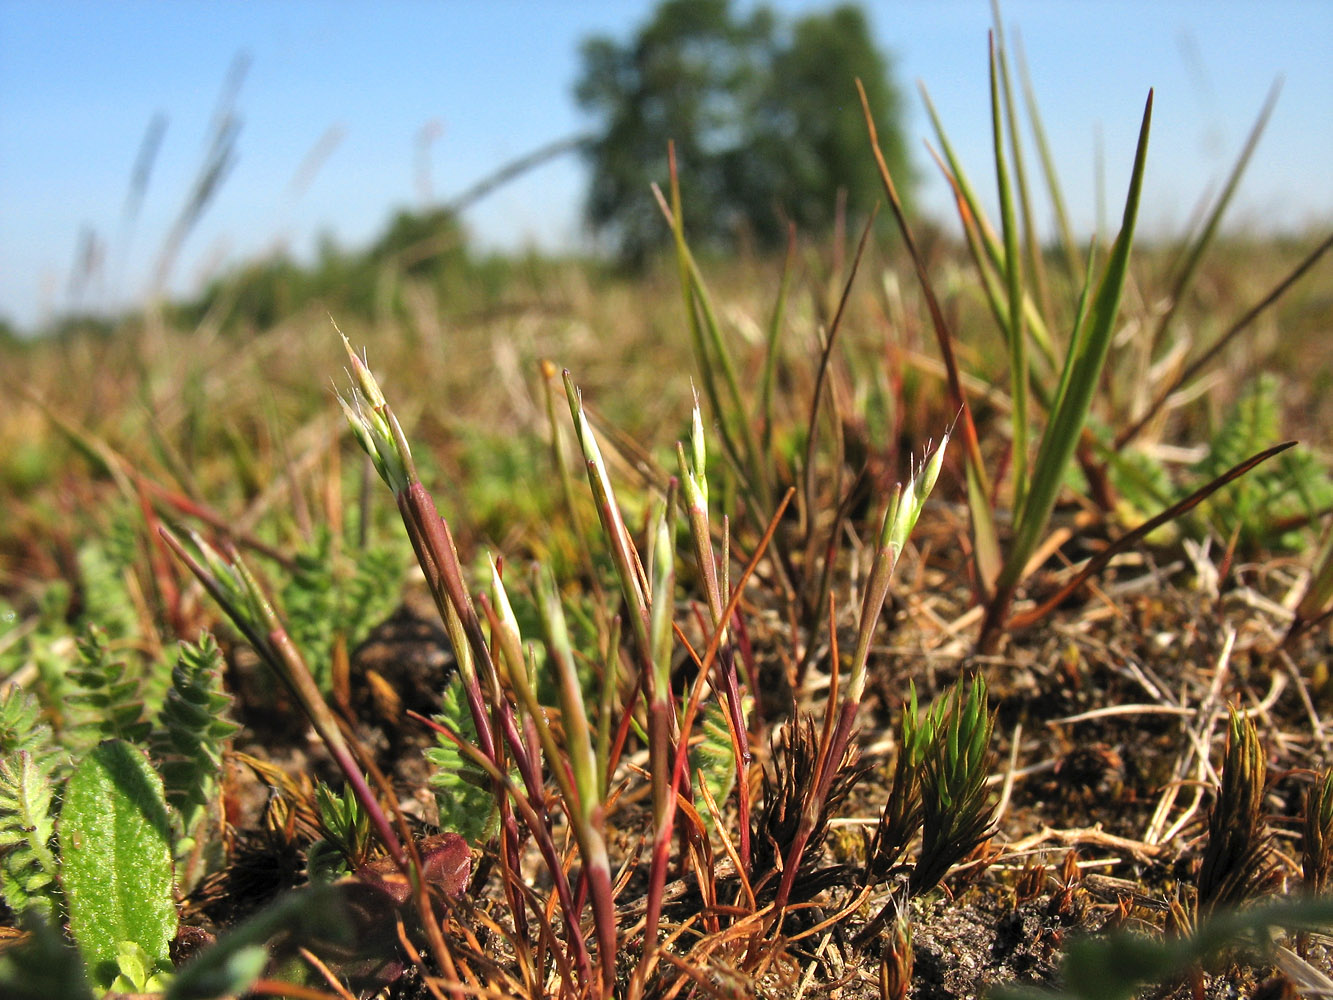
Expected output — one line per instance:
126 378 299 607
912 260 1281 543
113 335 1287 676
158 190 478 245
1012 31 1082 285
921 85 1059 371
990 35 1029 509
999 91 1153 597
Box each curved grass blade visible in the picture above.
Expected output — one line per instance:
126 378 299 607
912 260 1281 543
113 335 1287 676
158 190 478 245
1008 440 1294 630
859 79 1001 592
989 34 1029 510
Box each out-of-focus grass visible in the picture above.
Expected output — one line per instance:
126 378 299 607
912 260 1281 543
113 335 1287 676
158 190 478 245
1 230 1328 589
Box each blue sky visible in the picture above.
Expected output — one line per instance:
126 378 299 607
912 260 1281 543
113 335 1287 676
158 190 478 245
1 0 1329 331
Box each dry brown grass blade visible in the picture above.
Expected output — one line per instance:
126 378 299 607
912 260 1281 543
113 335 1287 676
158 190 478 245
1008 440 1296 630
1114 231 1333 450
797 207 877 635
856 79 991 507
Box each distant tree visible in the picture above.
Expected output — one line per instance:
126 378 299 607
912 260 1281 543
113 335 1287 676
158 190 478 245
366 207 468 279
752 5 912 240
575 0 912 265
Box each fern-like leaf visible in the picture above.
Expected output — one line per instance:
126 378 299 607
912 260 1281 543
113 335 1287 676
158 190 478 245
692 695 742 834
0 749 62 920
152 633 239 851
281 527 405 691
0 686 62 776
0 688 64 920
74 529 141 642
1194 374 1333 550
64 625 151 750
1 585 75 713
425 681 499 844
342 543 406 644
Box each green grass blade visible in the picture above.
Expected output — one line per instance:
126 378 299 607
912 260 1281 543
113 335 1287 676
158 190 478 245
989 36 1029 510
1013 31 1082 285
991 10 1050 317
1046 244 1097 422
991 90 1153 609
921 85 1058 371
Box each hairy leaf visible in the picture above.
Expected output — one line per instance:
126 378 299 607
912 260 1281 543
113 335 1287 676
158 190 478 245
59 739 178 991
0 748 61 920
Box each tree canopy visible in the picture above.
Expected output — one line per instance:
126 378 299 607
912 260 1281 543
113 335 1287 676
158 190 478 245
575 0 913 266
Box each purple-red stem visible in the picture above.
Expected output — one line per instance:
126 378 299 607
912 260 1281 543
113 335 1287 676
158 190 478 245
412 711 594 989
269 624 409 871
639 692 677 954
397 485 604 985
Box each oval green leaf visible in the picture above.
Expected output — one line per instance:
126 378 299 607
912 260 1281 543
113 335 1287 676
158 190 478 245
58 739 177 991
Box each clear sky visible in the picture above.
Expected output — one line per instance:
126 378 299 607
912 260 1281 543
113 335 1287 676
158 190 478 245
1 0 1329 331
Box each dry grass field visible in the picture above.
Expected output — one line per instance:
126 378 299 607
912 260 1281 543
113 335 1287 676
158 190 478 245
1 61 1332 1000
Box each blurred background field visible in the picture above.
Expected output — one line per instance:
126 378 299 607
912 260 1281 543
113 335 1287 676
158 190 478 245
1 0 1330 572
3 0 1331 334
